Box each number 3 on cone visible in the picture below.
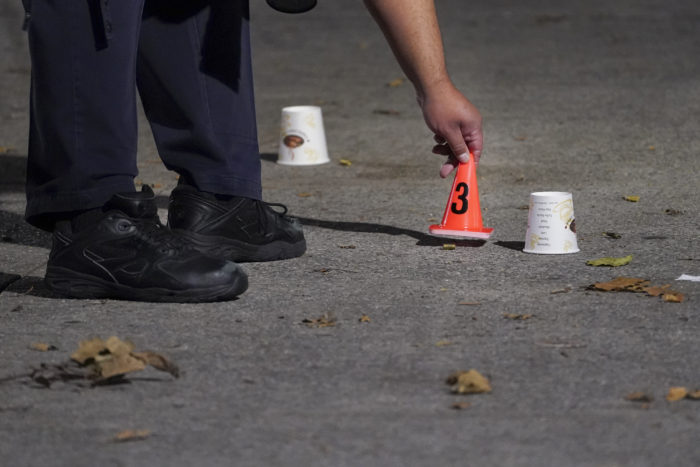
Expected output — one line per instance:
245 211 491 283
451 182 469 214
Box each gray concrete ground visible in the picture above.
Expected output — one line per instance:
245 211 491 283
1 1 699 466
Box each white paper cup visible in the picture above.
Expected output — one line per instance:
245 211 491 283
277 106 330 166
523 191 580 254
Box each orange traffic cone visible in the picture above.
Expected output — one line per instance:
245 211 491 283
429 153 494 239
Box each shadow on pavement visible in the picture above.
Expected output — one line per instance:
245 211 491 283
494 241 526 251
295 216 487 247
4 275 60 299
0 152 26 191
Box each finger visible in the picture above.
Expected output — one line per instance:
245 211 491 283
463 126 484 165
431 144 452 156
439 160 458 178
443 128 470 164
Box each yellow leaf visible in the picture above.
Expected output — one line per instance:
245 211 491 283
358 315 371 323
132 351 180 378
662 292 685 303
446 370 492 394
623 195 640 202
113 429 151 442
104 336 135 357
625 392 653 403
387 78 404 87
666 386 688 402
586 255 633 267
338 159 352 166
442 244 456 250
302 313 336 328
71 337 108 364
98 353 146 379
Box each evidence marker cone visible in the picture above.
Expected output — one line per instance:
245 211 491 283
429 153 494 239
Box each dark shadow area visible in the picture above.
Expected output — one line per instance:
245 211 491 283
0 211 51 248
0 152 27 191
260 152 277 163
295 216 487 247
5 276 59 299
495 240 525 251
6 274 242 303
0 272 22 293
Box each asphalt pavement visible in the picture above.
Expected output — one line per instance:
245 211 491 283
1 1 699 466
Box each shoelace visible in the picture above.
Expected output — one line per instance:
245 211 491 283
132 217 193 254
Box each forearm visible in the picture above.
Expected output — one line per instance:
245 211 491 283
364 0 451 99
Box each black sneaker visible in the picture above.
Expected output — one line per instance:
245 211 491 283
167 185 306 262
44 186 248 302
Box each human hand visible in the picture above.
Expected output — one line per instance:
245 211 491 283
418 80 483 178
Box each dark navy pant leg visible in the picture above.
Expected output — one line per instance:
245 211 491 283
137 0 262 200
25 0 144 230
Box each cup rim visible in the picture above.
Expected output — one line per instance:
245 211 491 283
282 105 322 113
530 191 572 197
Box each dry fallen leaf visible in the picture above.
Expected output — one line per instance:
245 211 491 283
586 255 633 267
589 277 650 292
590 277 685 303
30 343 57 352
114 429 151 442
338 159 352 167
687 390 700 400
446 370 492 394
451 401 471 410
602 232 622 239
665 208 684 216
550 287 572 294
625 392 653 403
435 340 452 347
296 192 313 198
503 313 532 320
442 244 456 250
641 285 671 297
68 337 178 382
302 313 336 328
387 78 404 87
132 352 180 378
623 195 640 202
667 387 688 402
662 292 685 303
358 315 371 323
372 109 401 116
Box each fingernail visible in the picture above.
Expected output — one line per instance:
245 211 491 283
456 152 469 164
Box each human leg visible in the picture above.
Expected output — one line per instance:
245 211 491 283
137 0 305 262
24 0 144 230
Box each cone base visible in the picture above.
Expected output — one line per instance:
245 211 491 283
429 225 494 239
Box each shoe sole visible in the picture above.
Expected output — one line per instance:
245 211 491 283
45 266 248 303
172 229 307 263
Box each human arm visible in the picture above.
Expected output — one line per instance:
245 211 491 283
363 0 483 177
